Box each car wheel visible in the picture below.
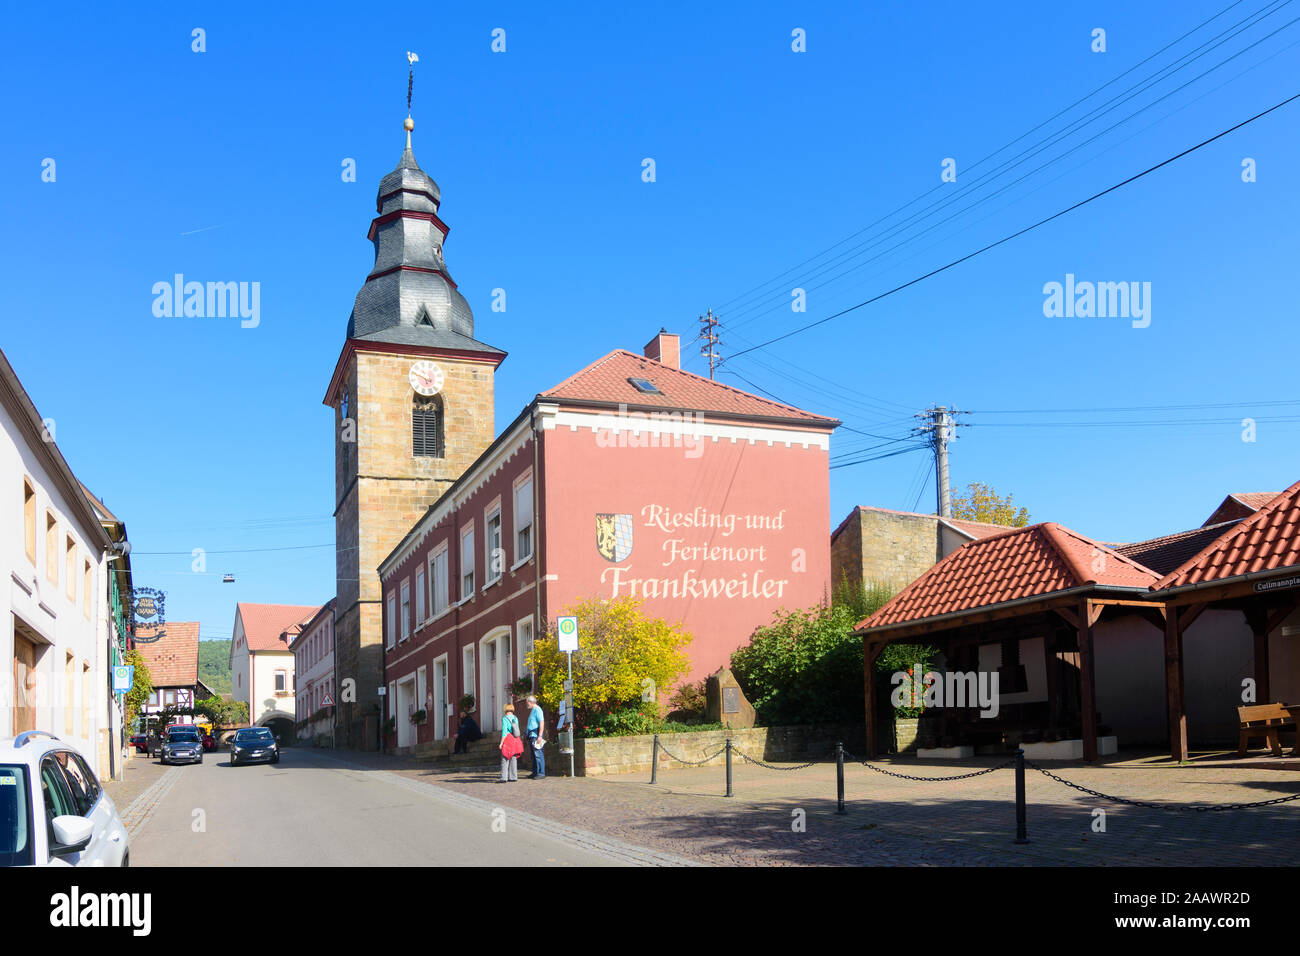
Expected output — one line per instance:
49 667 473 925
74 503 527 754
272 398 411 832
198 755 203 764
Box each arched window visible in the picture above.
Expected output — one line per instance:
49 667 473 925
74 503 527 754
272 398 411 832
413 394 445 458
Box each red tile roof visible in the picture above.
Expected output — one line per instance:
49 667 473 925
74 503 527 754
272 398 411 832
1202 491 1281 527
237 603 321 653
1156 479 1300 591
133 622 200 686
857 523 1159 632
941 516 1012 540
539 349 837 426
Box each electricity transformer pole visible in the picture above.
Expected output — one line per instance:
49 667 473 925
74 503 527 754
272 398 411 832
914 406 964 518
699 309 721 379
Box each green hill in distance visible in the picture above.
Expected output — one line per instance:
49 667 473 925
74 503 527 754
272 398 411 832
199 639 232 697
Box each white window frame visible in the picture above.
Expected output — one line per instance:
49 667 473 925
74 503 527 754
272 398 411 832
459 524 475 600
414 564 426 625
462 645 475 699
516 615 536 680
416 665 427 724
429 543 450 618
512 471 534 568
400 579 411 643
386 591 397 649
484 500 503 587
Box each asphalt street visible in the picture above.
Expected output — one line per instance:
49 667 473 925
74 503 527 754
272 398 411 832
125 747 639 866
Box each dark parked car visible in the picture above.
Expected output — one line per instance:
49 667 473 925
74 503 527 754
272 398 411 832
229 727 279 766
161 727 204 765
129 734 148 754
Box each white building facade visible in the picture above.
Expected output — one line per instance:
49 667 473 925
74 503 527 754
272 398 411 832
292 600 336 743
1 348 128 781
231 602 318 742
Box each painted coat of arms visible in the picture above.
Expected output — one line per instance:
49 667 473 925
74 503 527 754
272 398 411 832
595 514 634 562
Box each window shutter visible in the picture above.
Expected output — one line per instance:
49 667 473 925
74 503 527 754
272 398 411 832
413 396 445 458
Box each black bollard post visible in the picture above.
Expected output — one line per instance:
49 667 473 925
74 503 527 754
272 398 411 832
725 737 733 798
836 742 846 815
1014 748 1029 844
651 734 659 785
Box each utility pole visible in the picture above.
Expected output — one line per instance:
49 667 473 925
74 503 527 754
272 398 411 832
699 310 721 380
914 406 963 517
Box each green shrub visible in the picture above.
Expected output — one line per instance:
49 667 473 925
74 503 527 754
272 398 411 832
729 582 898 727
579 701 658 737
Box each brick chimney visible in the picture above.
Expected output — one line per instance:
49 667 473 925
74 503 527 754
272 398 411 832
644 328 680 369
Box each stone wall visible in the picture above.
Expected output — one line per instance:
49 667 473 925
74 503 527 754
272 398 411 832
553 723 866 777
830 508 864 593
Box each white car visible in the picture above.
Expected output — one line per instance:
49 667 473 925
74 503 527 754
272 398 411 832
0 731 129 867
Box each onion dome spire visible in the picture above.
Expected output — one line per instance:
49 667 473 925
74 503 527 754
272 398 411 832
343 54 501 358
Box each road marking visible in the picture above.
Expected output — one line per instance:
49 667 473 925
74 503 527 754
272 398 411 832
120 767 183 837
311 752 697 867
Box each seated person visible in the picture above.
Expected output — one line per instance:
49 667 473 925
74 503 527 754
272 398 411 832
452 710 481 753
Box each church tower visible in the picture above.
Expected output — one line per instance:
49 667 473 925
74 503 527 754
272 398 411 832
323 112 504 748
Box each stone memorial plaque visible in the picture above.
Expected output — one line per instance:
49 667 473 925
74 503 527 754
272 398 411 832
723 687 740 714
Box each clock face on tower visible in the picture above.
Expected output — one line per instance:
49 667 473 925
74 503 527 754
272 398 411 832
409 360 444 397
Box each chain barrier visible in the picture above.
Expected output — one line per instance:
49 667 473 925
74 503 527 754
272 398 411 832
731 747 826 771
842 749 1018 781
656 742 728 767
1025 759 1300 812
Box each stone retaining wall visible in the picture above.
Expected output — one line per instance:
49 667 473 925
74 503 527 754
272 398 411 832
565 723 865 777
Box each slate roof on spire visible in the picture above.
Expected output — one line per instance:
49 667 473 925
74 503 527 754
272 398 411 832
345 124 502 358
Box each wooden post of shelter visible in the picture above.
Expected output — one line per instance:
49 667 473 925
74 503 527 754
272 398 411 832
864 640 883 758
1077 598 1101 762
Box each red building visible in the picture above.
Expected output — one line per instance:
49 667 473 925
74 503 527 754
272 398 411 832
377 331 838 749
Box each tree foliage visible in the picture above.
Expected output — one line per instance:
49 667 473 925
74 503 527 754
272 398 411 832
195 696 248 727
197 639 232 696
123 649 152 730
730 603 864 726
730 583 899 726
950 481 1030 527
526 597 692 722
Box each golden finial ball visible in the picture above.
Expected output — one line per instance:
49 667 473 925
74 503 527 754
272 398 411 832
404 117 415 132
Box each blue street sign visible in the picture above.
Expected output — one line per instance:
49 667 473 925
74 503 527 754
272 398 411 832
112 665 134 693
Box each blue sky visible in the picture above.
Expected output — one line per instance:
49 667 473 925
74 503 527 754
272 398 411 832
3 1 1298 640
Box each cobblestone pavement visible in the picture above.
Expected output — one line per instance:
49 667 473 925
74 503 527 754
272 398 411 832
103 750 171 816
320 748 1300 866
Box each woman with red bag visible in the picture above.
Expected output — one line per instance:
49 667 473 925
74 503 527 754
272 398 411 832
499 703 523 782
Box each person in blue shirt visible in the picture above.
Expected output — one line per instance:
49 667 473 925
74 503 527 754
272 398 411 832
525 695 546 779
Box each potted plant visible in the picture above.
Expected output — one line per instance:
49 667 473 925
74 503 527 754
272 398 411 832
382 716 396 738
459 694 475 714
508 675 532 698
410 708 427 726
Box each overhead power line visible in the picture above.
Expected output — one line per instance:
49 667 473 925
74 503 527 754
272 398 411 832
713 0 1261 318
725 3 1300 330
725 89 1300 360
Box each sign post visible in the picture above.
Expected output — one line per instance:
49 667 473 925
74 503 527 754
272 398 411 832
557 616 579 778
322 691 336 750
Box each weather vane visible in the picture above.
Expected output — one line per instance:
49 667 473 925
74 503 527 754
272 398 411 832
406 51 419 115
